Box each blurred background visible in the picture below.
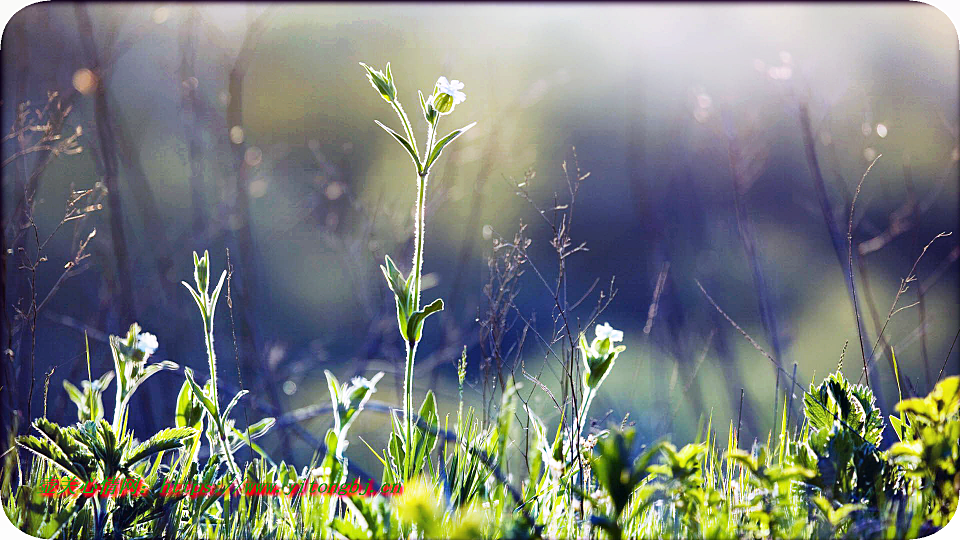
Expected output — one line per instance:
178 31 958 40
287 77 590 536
3 3 958 474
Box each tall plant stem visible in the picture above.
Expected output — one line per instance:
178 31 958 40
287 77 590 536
578 388 597 435
204 317 218 407
412 173 428 308
403 339 417 475
404 171 429 475
392 102 419 159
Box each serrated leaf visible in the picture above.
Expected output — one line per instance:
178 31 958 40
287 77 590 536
123 427 197 468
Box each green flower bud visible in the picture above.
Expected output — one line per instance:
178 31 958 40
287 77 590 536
419 90 438 124
193 250 209 294
360 62 397 103
430 93 453 115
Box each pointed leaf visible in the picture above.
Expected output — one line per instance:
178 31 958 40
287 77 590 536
424 122 476 170
223 389 249 420
184 368 219 421
406 298 444 344
374 120 422 172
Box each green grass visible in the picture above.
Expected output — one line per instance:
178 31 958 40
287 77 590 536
2 251 958 539
2 63 958 539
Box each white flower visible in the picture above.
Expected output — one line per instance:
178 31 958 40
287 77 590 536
136 332 159 355
595 322 623 343
435 76 466 105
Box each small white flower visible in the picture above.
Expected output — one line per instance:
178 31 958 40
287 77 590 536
136 332 159 355
595 322 623 343
435 76 466 105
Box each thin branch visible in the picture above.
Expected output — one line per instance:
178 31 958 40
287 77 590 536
847 154 881 386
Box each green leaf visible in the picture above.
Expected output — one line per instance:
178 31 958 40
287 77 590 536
17 435 88 481
424 122 476 170
182 281 205 317
410 390 439 475
138 360 179 384
244 417 276 439
208 270 227 324
62 381 85 410
727 449 758 473
419 90 429 121
374 120 422 173
387 431 405 480
889 413 904 442
176 379 204 429
325 370 344 432
332 517 369 540
223 389 249 420
123 427 197 468
229 421 276 464
184 367 219 422
849 382 884 445
406 298 444 344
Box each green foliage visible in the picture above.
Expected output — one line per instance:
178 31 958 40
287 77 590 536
800 370 891 506
181 252 274 482
62 371 113 424
888 376 960 528
5 61 959 540
6 272 959 540
109 323 178 431
586 428 658 539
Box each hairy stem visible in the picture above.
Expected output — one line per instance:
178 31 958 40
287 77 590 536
203 316 218 407
392 102 419 160
404 339 417 476
404 171 429 477
424 120 439 166
412 173 428 309
112 386 124 433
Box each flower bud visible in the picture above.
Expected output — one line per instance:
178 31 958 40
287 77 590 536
193 250 209 294
430 93 453 115
419 90 438 124
360 62 396 103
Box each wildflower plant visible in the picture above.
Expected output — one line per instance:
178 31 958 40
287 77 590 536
181 251 275 481
109 323 176 432
578 322 626 431
360 61 476 480
62 371 114 423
